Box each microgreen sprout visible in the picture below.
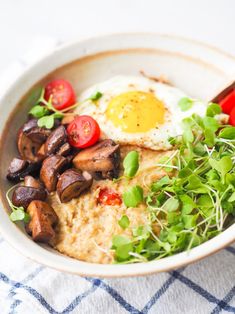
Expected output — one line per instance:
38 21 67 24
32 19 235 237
29 88 103 129
123 151 139 178
112 111 235 264
118 215 130 229
6 185 30 223
123 186 144 208
178 97 194 111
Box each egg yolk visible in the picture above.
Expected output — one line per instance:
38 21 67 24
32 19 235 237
106 91 165 133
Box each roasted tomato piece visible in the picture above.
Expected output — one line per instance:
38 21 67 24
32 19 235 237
219 90 235 114
229 106 235 126
67 115 100 148
98 187 122 206
45 79 76 110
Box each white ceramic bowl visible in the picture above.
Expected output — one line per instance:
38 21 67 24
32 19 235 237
0 33 234 277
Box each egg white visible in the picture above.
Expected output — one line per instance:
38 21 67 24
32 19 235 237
75 76 207 150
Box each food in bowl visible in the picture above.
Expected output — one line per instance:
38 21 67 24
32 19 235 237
5 75 235 264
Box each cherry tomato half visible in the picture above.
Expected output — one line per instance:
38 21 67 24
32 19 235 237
98 188 122 206
67 115 100 148
219 90 235 114
45 79 76 110
229 106 235 126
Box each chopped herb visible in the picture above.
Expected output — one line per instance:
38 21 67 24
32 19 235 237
118 215 130 229
88 91 103 101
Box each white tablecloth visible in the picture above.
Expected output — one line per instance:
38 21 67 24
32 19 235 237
0 235 234 314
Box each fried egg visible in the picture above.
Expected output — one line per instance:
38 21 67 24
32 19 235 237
75 76 207 150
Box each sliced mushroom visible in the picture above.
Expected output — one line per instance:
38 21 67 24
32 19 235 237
24 176 43 189
56 142 71 156
21 118 51 140
64 147 80 163
53 119 62 128
44 125 67 155
12 186 47 209
17 119 52 162
21 119 38 134
66 154 75 164
37 143 47 160
7 158 40 182
20 118 51 143
57 169 93 203
40 155 67 192
7 158 28 181
26 127 51 144
73 139 120 179
17 129 42 162
26 200 58 243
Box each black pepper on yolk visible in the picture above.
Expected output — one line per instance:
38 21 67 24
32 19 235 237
106 91 165 133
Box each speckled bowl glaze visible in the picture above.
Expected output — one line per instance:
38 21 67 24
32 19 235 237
0 33 234 277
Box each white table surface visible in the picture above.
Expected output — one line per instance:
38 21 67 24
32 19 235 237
0 0 235 71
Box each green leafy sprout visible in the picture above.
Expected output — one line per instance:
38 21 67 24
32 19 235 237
118 215 130 229
29 88 103 129
178 97 194 111
123 185 144 207
6 185 30 223
112 103 235 263
123 151 139 178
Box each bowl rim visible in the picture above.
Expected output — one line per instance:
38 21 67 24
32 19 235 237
0 32 234 277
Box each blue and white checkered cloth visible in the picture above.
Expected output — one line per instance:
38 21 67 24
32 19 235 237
0 38 234 314
0 236 234 314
